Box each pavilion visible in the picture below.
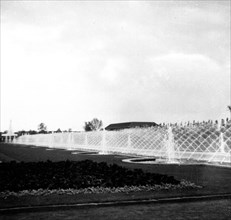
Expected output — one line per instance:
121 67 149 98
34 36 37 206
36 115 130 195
105 121 159 131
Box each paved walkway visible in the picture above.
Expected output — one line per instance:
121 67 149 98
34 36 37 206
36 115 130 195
1 198 231 220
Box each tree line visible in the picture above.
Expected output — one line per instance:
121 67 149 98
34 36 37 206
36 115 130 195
0 118 103 137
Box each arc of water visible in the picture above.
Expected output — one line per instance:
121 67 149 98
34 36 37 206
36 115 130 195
84 133 89 150
49 132 54 148
150 130 166 157
205 125 227 163
166 126 176 163
221 156 227 164
12 120 231 165
127 130 131 150
193 134 217 161
208 147 221 163
99 129 108 154
128 130 135 155
66 132 73 150
186 132 216 161
26 135 30 144
179 127 214 161
219 132 226 153
197 135 220 162
175 128 198 159
178 135 196 160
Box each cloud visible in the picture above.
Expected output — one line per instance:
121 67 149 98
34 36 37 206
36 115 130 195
146 53 229 118
1 1 230 131
100 58 127 85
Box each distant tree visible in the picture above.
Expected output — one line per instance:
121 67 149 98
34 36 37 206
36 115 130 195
28 130 37 135
90 118 103 131
84 122 92 132
68 128 72 132
16 130 26 136
56 128 62 133
83 118 103 132
38 123 47 134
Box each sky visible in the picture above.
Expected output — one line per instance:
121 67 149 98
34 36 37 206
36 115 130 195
1 0 230 132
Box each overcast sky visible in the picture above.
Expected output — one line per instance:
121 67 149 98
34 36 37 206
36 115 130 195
1 0 230 132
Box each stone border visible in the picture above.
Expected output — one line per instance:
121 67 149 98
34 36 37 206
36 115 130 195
122 157 231 168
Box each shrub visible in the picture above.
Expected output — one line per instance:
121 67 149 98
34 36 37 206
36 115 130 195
0 160 180 192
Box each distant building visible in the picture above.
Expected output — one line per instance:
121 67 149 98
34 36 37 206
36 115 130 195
105 122 159 131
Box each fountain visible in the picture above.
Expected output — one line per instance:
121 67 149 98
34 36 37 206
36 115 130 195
3 120 17 143
98 129 109 155
219 133 226 153
49 132 54 148
14 119 231 165
216 121 225 154
166 126 177 163
67 132 73 150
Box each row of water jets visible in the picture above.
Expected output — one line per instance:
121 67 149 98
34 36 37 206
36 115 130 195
9 123 231 164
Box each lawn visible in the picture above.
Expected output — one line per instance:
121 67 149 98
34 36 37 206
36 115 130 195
0 143 231 211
